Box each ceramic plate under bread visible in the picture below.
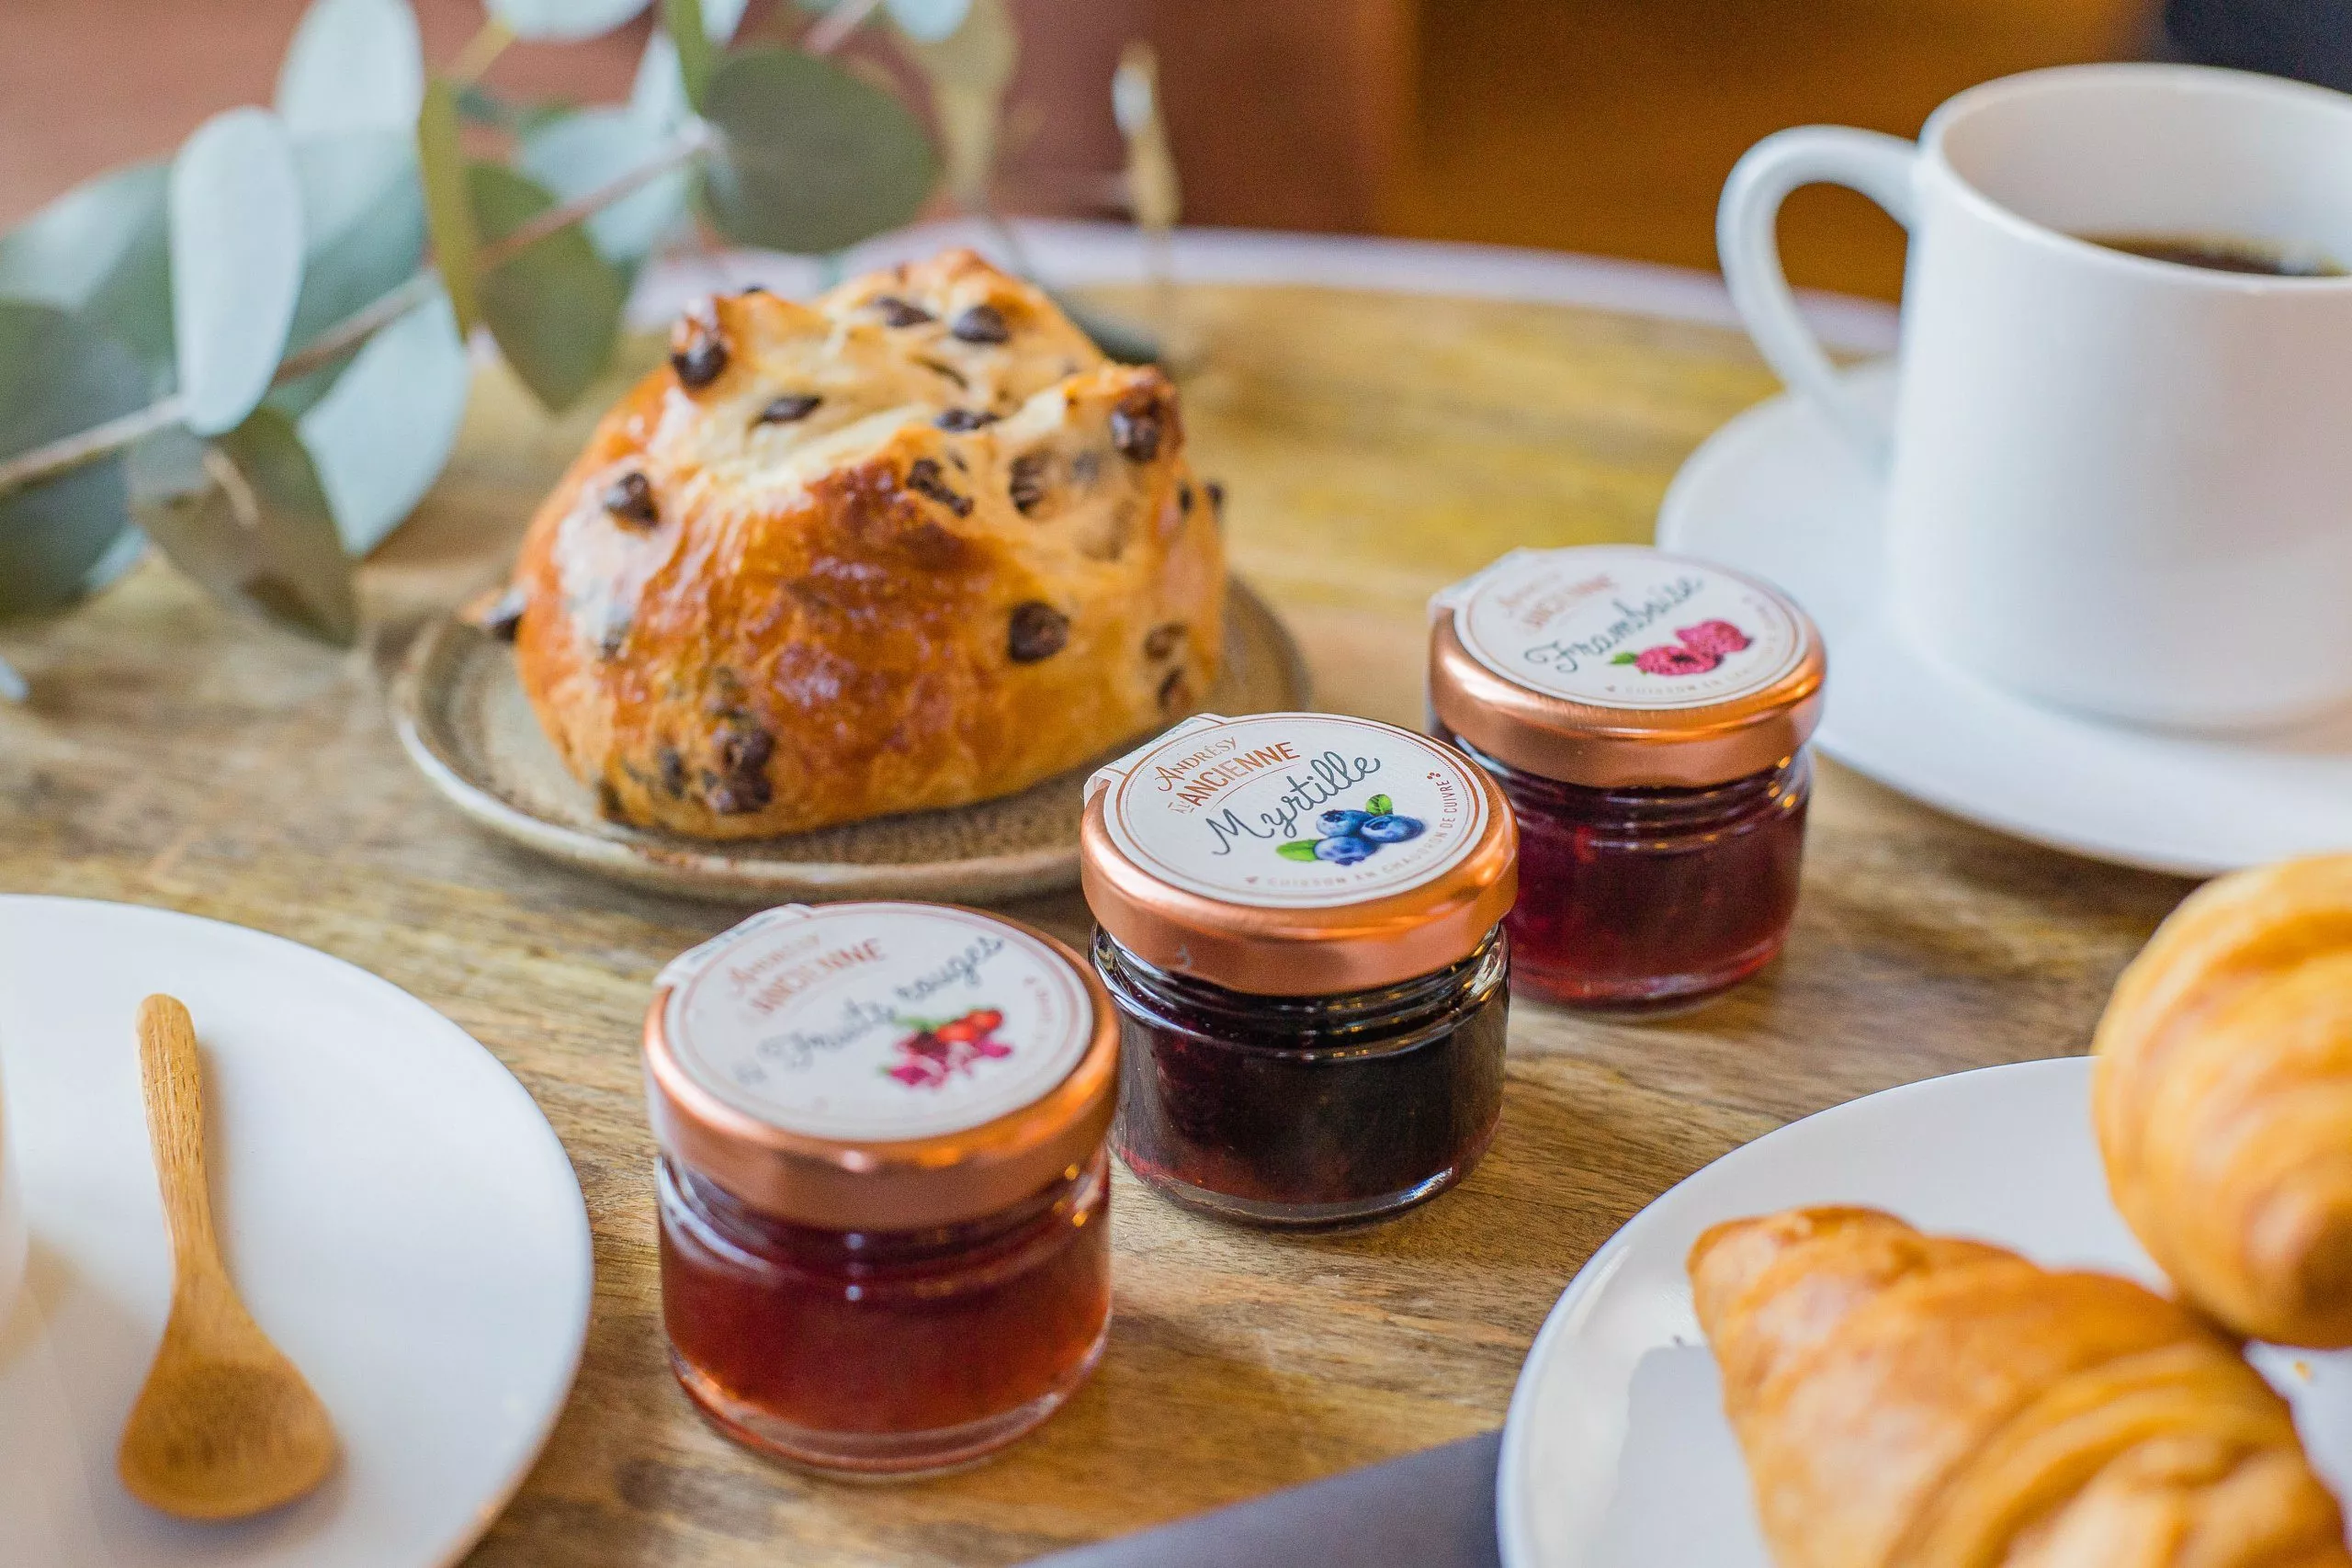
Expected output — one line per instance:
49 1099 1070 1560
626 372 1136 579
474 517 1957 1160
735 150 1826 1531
0 896 591 1568
392 580 1308 903
1494 1058 2352 1565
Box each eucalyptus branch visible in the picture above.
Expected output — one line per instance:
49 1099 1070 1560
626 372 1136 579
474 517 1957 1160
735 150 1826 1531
447 18 517 87
804 0 886 56
0 125 714 505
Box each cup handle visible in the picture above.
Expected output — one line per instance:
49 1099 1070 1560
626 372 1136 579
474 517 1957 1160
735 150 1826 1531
1717 126 1919 463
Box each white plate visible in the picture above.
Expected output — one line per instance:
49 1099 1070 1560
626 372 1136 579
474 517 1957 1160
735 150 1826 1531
1656 364 2352 875
1495 1057 2352 1565
0 897 593 1567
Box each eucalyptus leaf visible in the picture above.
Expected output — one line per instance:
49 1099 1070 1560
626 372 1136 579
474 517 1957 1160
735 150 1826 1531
170 108 306 436
520 109 689 266
662 0 713 110
885 0 970 44
0 162 175 378
630 0 749 130
276 0 424 137
297 288 468 554
898 0 1013 210
470 164 626 412
273 130 427 412
0 303 149 615
131 413 358 644
699 48 938 254
416 78 482 336
486 0 651 42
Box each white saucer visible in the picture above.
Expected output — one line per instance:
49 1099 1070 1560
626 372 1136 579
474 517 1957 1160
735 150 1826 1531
1657 364 2352 875
0 897 593 1568
1494 1057 2352 1565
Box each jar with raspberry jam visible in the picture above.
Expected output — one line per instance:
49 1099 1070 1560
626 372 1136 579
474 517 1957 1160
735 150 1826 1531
644 902 1116 1477
1429 546 1825 1013
1080 712 1518 1228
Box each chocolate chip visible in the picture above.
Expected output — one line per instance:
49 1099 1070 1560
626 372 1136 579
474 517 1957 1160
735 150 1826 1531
596 780 626 818
1008 452 1050 515
670 304 729 389
755 394 822 426
659 746 687 797
874 295 934 328
480 586 527 642
708 721 775 815
1144 622 1186 660
1178 481 1194 514
1158 668 1192 711
718 725 774 775
603 470 659 526
1110 389 1166 463
1205 480 1226 513
1008 602 1069 663
905 457 973 517
1070 449 1102 485
949 303 1010 344
707 781 767 816
934 408 999 432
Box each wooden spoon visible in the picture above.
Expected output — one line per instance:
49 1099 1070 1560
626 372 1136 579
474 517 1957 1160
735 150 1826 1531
118 994 335 1520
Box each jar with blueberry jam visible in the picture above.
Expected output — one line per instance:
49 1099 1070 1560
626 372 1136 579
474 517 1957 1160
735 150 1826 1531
1428 546 1825 1013
646 902 1116 1477
1080 711 1518 1228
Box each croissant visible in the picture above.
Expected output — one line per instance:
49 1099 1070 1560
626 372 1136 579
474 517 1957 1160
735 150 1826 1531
1689 1205 2349 1567
2095 853 2352 1348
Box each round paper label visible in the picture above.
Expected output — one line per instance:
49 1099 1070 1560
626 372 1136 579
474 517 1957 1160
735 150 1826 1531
1099 713 1488 908
662 904 1091 1141
1448 546 1807 712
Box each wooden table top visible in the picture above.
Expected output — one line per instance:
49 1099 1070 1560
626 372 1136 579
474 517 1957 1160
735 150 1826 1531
0 281 2196 1565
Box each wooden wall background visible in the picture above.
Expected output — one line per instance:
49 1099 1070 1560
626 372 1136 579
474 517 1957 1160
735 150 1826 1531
2 0 2150 299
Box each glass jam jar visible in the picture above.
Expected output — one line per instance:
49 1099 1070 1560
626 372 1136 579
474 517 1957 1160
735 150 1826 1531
1428 545 1826 1013
1080 711 1518 1228
644 901 1117 1477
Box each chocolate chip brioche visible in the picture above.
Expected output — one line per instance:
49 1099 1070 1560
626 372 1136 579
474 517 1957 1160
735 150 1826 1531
503 249 1226 840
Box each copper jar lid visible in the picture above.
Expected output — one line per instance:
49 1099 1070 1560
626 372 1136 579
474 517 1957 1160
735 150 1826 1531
1428 545 1826 789
644 902 1117 1231
1080 712 1518 997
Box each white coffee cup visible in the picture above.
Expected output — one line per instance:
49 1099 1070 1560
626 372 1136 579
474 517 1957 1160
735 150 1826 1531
1719 63 2352 730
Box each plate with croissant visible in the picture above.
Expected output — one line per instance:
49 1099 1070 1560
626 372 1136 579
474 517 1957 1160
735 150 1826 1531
1499 853 2352 1566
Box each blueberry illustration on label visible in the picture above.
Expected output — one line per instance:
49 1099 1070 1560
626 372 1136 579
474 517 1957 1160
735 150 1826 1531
1278 792 1426 864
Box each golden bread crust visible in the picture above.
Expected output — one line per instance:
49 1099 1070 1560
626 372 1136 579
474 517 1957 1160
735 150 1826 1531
507 249 1226 839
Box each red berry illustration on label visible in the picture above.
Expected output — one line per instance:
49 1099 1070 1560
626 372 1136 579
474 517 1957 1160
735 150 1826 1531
885 1007 1012 1089
1628 644 1720 676
1674 619 1750 657
1610 619 1747 677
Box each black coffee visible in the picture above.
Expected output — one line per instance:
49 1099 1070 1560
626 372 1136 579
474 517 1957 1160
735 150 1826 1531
2083 231 2346 277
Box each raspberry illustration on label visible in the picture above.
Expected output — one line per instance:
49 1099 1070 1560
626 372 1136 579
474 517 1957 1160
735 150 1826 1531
884 1008 1012 1089
1611 618 1752 677
1278 792 1427 864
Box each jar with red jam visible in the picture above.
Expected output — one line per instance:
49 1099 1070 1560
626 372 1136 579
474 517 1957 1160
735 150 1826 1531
1428 546 1825 1013
1080 711 1518 1228
644 901 1117 1477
